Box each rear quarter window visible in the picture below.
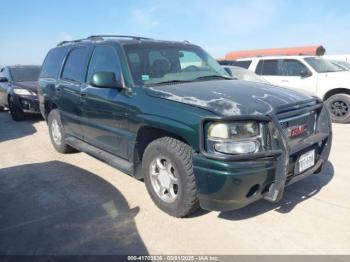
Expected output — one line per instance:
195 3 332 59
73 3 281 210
40 47 67 78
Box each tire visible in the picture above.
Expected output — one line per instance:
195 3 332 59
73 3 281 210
8 96 25 121
48 109 76 153
0 105 4 112
142 137 199 217
325 93 350 123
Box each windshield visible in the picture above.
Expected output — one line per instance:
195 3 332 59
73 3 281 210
10 67 41 82
304 57 345 73
226 66 268 83
331 60 350 70
124 43 230 86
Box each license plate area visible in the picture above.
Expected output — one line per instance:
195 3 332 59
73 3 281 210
296 150 315 174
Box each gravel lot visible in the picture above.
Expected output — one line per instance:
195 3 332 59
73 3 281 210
0 112 349 255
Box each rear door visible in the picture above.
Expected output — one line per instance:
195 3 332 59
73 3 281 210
255 59 283 85
80 45 130 159
57 46 90 139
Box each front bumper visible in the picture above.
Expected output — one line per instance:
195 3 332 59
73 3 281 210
16 95 40 113
193 100 332 212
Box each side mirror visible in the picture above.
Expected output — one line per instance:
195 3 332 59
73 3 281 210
300 69 312 78
0 77 9 83
90 71 124 89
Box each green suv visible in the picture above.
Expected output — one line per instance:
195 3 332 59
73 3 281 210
38 35 332 217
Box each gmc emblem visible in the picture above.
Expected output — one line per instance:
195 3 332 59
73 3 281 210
288 124 307 138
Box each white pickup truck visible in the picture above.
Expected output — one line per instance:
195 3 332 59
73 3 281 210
234 56 350 123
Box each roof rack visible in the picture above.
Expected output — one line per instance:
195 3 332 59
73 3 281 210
87 35 153 40
57 35 152 47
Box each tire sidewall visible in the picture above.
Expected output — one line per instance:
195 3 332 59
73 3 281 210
8 97 24 121
143 140 191 216
326 94 350 123
48 109 67 153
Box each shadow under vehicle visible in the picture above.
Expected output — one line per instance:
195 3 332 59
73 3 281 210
0 161 148 255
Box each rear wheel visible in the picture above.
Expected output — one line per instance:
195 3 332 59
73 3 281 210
326 93 350 123
142 137 199 217
8 96 25 121
48 109 76 153
0 105 4 112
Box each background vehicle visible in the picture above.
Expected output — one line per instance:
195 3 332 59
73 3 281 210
0 65 41 121
232 56 350 123
222 65 268 83
38 35 332 218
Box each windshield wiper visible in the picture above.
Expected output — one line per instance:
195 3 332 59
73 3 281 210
195 75 233 81
150 79 193 86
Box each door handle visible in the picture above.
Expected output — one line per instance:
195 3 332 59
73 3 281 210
281 80 289 83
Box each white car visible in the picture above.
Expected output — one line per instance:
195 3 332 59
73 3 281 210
235 56 350 123
222 65 268 83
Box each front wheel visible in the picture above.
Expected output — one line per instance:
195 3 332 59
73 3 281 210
48 109 76 153
326 93 350 123
8 96 25 121
142 137 199 217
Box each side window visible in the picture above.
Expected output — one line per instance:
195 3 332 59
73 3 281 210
281 59 309 76
127 52 142 84
179 51 203 69
87 46 121 83
62 47 89 83
255 60 280 76
40 47 66 78
233 60 252 69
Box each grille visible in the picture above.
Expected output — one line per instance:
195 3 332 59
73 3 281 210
279 111 317 142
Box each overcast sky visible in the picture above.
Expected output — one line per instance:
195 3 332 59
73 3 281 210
1 0 350 65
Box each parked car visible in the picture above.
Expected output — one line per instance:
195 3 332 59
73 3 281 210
233 56 350 123
222 65 268 83
38 35 332 217
0 65 41 120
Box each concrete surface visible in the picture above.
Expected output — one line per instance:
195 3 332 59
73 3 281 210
0 112 349 255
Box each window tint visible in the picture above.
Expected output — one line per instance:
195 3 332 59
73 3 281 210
232 60 252 69
127 52 142 84
87 46 121 83
40 47 66 78
62 47 89 82
281 60 308 76
256 60 279 75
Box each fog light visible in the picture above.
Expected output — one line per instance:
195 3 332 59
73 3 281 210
214 140 259 154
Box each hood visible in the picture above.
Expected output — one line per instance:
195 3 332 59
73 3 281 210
12 81 39 92
318 71 350 85
146 80 315 116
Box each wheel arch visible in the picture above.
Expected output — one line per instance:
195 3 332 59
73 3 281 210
323 88 350 101
44 99 58 120
133 123 197 179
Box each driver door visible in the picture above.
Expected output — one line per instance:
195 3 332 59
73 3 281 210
80 45 130 159
278 59 318 94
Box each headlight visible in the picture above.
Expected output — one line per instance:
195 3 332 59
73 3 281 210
13 89 33 96
208 121 259 140
207 121 264 154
